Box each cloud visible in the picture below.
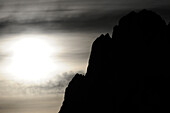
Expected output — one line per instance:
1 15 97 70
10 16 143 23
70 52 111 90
0 0 170 34
0 10 122 34
0 71 84 96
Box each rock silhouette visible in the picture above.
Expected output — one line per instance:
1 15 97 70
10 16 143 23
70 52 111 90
59 10 170 113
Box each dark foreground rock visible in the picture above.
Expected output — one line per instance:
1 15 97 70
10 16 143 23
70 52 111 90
59 10 170 113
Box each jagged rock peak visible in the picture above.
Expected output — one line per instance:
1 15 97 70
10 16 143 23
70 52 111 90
89 33 112 59
94 33 111 42
66 73 84 89
86 33 112 76
119 9 166 27
113 9 166 41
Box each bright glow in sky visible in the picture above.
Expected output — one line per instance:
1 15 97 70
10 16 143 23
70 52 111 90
1 34 69 82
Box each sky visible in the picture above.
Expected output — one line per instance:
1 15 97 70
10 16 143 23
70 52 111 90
0 0 170 113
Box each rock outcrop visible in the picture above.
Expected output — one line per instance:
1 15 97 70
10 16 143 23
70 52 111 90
59 10 170 113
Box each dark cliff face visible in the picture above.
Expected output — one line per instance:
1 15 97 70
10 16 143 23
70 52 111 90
59 10 170 113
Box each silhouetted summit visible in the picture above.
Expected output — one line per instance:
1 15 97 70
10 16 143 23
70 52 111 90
113 10 166 41
59 10 170 113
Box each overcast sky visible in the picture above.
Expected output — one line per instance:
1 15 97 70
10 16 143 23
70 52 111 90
0 0 170 33
0 0 170 113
